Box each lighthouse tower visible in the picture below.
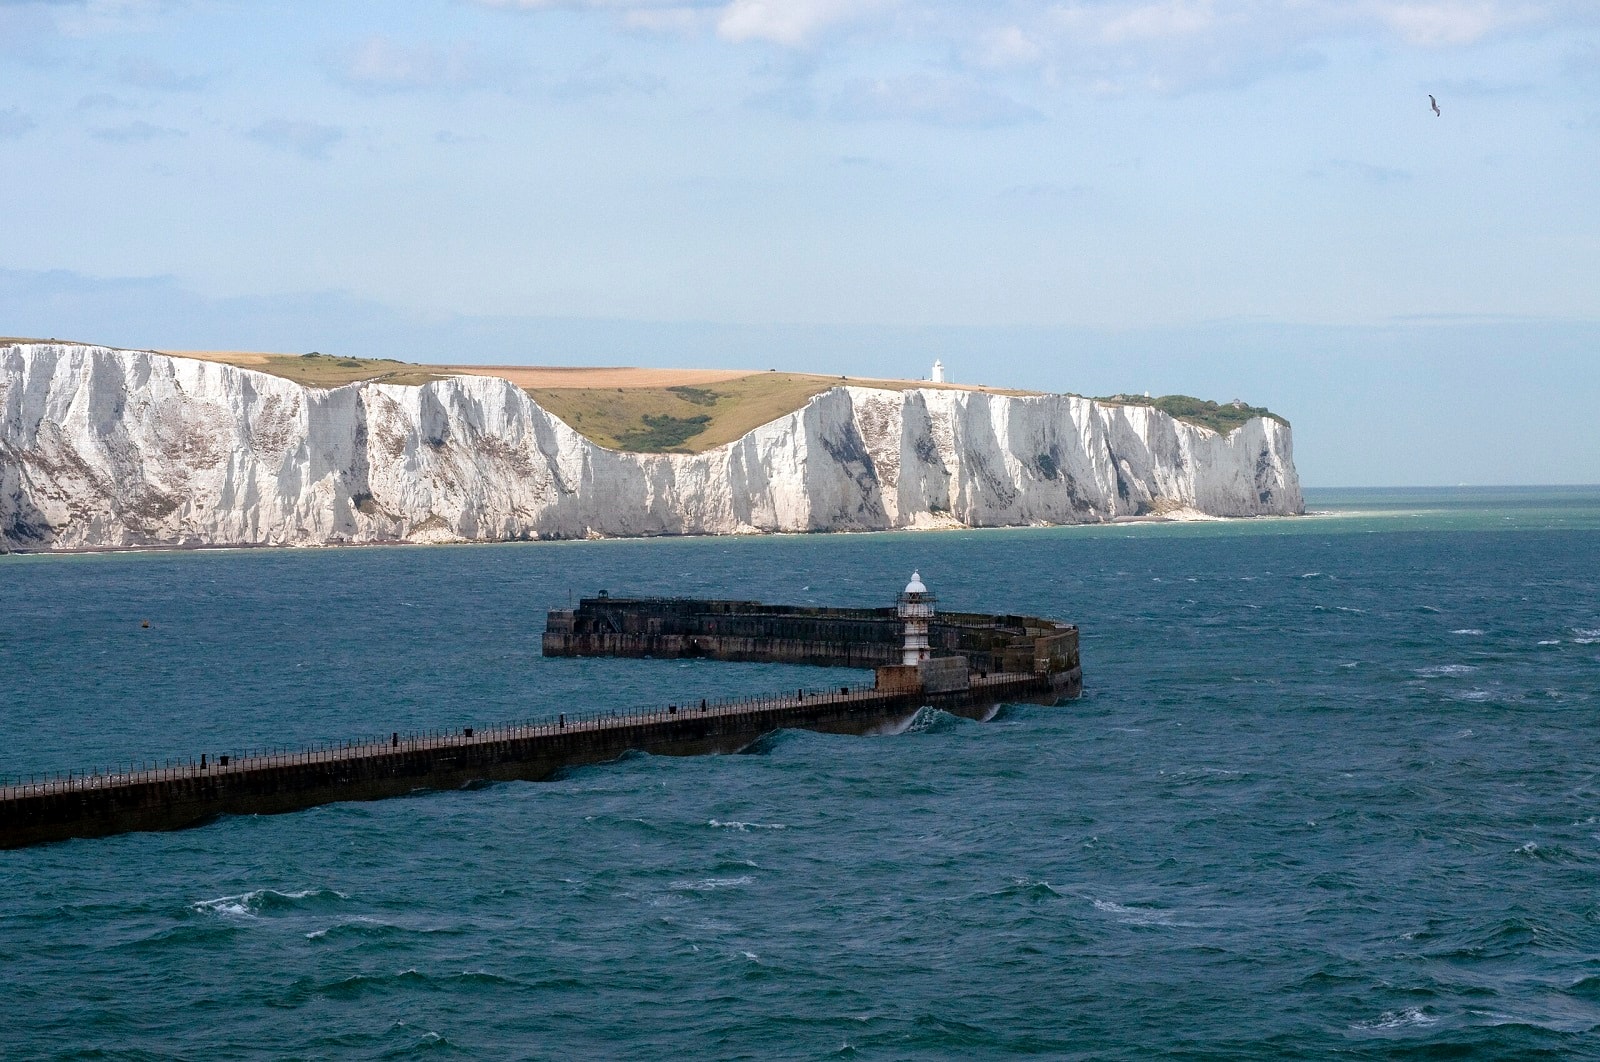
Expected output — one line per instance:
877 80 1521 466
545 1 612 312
898 571 936 665
931 360 945 383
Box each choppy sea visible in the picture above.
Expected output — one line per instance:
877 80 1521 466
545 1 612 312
3 486 1600 1060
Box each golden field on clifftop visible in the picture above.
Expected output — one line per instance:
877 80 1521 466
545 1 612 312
0 340 1285 449
160 349 1033 454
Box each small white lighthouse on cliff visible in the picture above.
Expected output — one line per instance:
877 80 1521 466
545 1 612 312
930 360 945 383
898 570 935 665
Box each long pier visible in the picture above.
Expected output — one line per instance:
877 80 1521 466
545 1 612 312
1 585 1081 849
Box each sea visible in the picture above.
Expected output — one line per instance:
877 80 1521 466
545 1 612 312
3 486 1599 1060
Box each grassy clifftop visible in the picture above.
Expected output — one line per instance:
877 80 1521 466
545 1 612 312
525 374 841 452
165 350 452 388
127 347 1281 450
153 349 1030 454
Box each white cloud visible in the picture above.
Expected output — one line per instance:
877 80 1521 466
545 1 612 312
1308 158 1414 184
1046 0 1587 55
470 0 891 47
472 0 1598 55
474 0 710 10
550 54 666 98
466 0 1600 98
246 119 344 160
1368 1 1512 46
91 119 185 142
1097 0 1218 44
52 0 167 38
475 0 613 8
717 0 888 46
973 25 1044 69
830 73 1039 126
338 36 500 92
0 107 35 140
119 57 210 92
1007 0 1594 95
621 7 708 33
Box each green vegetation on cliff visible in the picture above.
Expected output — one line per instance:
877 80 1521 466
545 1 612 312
1095 394 1286 434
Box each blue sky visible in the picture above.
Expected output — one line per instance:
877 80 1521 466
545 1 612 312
1 0 1596 485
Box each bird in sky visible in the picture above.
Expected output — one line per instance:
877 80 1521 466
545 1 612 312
1429 94 1441 116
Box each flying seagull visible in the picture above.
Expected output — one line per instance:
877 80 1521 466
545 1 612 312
1429 94 1440 117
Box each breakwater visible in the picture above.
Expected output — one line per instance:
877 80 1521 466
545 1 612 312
544 595 1081 677
1 591 1080 849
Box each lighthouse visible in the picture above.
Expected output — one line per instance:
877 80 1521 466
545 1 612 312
931 360 945 383
898 570 935 665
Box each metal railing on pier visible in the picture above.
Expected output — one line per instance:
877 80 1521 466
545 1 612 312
0 677 928 802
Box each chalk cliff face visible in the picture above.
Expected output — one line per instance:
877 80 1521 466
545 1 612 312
0 343 1302 550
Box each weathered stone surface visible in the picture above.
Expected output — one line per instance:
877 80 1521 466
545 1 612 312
0 343 1302 550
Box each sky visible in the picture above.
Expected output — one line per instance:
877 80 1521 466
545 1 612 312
1 0 1596 486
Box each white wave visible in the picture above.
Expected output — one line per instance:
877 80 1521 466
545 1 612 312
193 894 256 918
304 916 386 940
1414 664 1477 676
1452 629 1485 636
707 819 786 831
1089 898 1186 927
1354 1008 1437 1030
866 708 925 736
670 876 754 891
1012 878 1063 896
190 887 347 918
1538 640 1561 646
1452 689 1495 702
869 705 950 736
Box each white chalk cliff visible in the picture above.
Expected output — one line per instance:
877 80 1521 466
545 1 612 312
0 343 1302 550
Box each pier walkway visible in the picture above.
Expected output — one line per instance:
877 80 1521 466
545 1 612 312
0 669 1075 850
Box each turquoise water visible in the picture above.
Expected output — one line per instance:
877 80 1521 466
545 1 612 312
3 488 1600 1059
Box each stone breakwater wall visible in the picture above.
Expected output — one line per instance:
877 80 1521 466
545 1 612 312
0 596 1081 848
0 343 1303 550
544 597 1081 677
0 672 1076 850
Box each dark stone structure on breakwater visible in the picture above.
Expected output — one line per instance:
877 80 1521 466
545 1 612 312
0 579 1080 849
543 591 1080 693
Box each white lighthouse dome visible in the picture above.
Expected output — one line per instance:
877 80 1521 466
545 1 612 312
904 570 927 595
